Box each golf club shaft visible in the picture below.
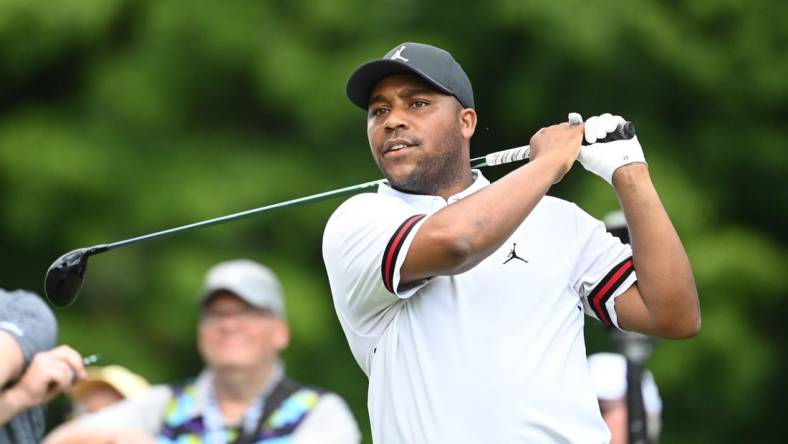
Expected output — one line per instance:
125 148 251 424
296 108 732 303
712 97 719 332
83 146 530 254
104 178 385 251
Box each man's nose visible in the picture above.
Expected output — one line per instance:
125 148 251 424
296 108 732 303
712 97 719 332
384 106 409 131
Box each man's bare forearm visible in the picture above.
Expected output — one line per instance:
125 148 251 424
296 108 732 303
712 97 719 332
401 155 565 281
614 164 700 337
0 332 24 387
0 388 26 425
400 123 584 283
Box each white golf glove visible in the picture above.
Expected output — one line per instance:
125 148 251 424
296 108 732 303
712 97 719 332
577 113 646 185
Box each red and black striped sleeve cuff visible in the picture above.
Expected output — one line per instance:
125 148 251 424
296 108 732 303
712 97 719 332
381 214 427 294
588 257 635 327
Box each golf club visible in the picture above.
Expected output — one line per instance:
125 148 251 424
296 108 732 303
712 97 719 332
45 116 634 307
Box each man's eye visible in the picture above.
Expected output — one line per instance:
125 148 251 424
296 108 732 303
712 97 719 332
370 107 388 117
411 100 429 109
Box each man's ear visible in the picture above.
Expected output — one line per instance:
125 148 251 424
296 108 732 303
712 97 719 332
459 107 477 140
273 320 290 351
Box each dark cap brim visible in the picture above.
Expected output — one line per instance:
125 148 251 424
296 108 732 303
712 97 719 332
346 59 455 110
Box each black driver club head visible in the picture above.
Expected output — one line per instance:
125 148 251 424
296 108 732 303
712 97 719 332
44 246 106 307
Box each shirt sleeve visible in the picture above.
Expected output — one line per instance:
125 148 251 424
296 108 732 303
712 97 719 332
291 392 361 444
0 290 57 365
569 206 637 330
322 193 429 328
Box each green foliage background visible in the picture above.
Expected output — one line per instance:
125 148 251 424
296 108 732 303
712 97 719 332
1 1 785 442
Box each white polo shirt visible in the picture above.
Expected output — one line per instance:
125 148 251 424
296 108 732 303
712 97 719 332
322 171 637 444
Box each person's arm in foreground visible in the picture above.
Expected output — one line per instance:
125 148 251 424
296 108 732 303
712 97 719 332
0 331 25 425
0 343 86 425
0 331 24 388
44 387 169 444
579 114 700 339
45 427 155 444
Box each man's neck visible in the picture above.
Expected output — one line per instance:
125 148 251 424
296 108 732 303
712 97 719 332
435 169 475 200
212 363 275 423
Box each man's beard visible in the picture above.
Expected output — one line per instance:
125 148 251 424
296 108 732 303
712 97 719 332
382 130 467 196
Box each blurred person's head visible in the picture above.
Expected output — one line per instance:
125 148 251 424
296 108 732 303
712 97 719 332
197 259 289 375
588 352 662 443
68 365 150 417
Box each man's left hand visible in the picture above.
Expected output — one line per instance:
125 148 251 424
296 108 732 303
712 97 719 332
577 113 647 185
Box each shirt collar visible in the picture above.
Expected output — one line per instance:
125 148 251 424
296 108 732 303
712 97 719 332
377 170 490 212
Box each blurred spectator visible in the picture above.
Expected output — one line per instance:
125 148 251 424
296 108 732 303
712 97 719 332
588 352 662 443
0 289 85 444
46 259 360 444
67 365 151 418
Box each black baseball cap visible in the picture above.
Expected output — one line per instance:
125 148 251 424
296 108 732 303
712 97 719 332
346 42 475 110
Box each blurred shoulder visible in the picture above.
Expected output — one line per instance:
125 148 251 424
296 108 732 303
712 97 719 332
293 390 360 443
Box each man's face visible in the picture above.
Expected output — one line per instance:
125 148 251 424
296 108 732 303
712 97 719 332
366 73 476 195
197 291 288 372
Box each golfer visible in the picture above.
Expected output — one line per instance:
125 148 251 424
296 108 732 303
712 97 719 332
322 42 700 443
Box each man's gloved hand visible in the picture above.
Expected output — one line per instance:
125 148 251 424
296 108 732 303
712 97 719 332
578 113 646 185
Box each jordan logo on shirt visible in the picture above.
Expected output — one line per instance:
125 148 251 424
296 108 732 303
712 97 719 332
503 243 528 264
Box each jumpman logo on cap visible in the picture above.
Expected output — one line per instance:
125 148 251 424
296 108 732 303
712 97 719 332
390 45 409 62
503 243 528 264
